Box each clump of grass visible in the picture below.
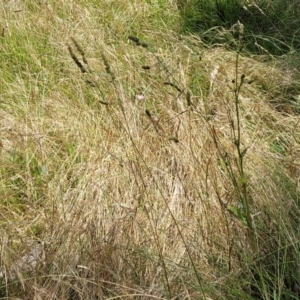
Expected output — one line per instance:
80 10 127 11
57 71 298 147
1 1 300 299
178 0 300 55
202 22 300 299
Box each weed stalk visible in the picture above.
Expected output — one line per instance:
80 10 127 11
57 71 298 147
231 22 257 252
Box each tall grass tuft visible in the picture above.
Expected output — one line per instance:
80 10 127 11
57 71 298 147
0 0 300 299
178 0 300 55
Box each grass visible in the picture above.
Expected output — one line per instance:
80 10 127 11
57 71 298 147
1 0 300 299
179 0 300 55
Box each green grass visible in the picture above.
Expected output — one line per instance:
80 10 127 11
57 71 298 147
0 0 300 299
178 0 300 55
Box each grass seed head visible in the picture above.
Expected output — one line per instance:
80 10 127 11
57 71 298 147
68 45 87 73
71 37 88 65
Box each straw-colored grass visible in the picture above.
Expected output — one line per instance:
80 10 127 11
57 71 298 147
1 1 300 299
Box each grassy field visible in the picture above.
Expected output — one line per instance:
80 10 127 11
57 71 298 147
0 0 300 299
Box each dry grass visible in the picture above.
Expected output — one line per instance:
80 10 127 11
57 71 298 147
0 1 300 299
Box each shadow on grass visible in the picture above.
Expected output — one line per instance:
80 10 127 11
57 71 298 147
178 0 300 55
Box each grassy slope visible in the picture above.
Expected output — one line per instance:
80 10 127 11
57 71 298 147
0 0 300 299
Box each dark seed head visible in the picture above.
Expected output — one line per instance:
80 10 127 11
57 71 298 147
139 42 148 48
128 35 139 43
186 90 192 106
145 109 152 118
